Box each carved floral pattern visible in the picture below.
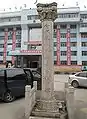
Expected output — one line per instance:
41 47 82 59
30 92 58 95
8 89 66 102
37 2 57 21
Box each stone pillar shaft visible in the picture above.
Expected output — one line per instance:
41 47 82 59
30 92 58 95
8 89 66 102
37 2 57 101
42 20 54 100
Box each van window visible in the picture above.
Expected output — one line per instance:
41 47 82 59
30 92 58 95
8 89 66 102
7 69 25 79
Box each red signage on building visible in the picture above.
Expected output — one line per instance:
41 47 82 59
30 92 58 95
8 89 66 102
20 50 42 53
12 29 16 64
66 29 71 65
3 30 8 63
56 28 60 65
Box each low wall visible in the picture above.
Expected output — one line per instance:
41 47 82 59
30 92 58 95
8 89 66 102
25 81 37 119
54 65 81 73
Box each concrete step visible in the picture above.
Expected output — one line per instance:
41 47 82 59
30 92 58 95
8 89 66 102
29 116 59 119
31 110 60 118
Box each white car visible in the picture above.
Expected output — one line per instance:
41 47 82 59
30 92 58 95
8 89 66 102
68 71 87 88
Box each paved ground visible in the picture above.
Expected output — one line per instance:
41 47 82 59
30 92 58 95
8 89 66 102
54 74 87 119
0 74 87 119
0 98 25 119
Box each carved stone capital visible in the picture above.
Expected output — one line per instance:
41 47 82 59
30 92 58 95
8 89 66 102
37 2 57 21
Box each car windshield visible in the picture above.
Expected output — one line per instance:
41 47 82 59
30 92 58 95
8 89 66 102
75 72 87 77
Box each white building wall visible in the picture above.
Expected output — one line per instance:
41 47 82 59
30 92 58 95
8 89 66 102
21 24 28 50
29 28 42 41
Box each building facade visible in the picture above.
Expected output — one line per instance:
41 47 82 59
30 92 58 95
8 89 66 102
0 7 87 68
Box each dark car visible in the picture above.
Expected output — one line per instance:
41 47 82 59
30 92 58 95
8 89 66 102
0 68 33 102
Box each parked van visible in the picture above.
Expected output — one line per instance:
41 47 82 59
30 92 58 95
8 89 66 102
0 68 33 102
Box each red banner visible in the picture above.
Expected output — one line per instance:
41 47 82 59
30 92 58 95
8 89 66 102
20 50 42 53
66 29 71 65
56 28 60 65
3 30 8 63
12 29 16 64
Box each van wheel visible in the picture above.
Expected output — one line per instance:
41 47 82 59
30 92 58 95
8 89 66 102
72 81 79 88
3 91 15 103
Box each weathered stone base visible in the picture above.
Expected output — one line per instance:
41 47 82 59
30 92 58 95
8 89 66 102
30 100 67 119
30 113 67 119
34 100 59 112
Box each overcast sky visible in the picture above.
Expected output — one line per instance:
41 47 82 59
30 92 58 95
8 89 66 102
0 0 87 12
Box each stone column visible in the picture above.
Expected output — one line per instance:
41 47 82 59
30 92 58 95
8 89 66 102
36 2 58 112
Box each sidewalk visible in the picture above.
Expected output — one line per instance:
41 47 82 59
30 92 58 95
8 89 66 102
74 89 87 119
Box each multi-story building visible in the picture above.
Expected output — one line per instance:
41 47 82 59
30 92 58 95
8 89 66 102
0 7 87 69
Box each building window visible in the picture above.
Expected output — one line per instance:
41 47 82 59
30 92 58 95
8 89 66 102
70 25 76 29
27 15 39 20
0 52 3 56
82 42 87 47
16 35 21 39
28 45 36 50
58 13 78 18
16 43 21 48
61 33 66 38
71 51 77 56
70 33 76 38
81 23 87 27
17 39 21 43
0 36 4 40
0 16 21 23
7 43 12 45
82 51 87 56
53 30 57 38
61 51 66 56
81 14 87 19
54 61 57 65
0 44 4 48
70 42 77 47
54 51 57 56
61 61 67 65
61 42 66 47
71 61 77 65
8 36 12 40
81 33 87 38
16 30 21 35
60 24 66 29
82 61 87 65
7 51 9 56
54 42 57 47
